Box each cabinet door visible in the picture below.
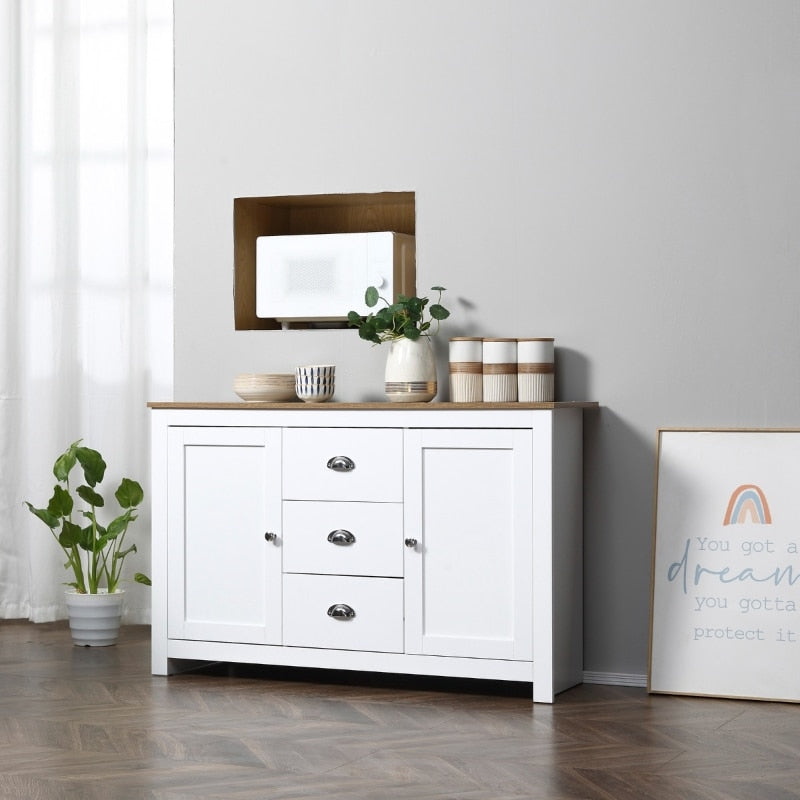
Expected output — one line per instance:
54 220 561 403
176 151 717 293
404 429 533 661
167 427 282 644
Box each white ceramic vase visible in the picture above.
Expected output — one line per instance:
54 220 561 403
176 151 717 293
384 337 437 403
65 589 124 646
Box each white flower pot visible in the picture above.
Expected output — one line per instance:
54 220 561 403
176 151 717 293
65 589 124 646
384 337 438 403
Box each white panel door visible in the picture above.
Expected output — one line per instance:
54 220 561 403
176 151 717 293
167 427 282 644
404 428 533 660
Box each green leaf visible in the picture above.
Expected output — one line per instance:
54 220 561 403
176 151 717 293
430 285 446 292
59 520 82 547
358 319 379 342
47 484 73 518
115 478 143 509
75 446 106 487
404 326 421 341
346 310 362 325
429 304 450 321
24 502 60 529
134 572 152 586
114 543 137 560
53 441 79 482
94 532 110 552
106 514 129 539
364 286 379 307
77 522 97 550
77 484 104 508
77 518 106 548
361 330 380 344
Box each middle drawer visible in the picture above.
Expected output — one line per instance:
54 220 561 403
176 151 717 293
283 501 403 577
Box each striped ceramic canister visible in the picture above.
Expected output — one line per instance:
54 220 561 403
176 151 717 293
482 338 517 402
448 337 483 402
517 338 554 402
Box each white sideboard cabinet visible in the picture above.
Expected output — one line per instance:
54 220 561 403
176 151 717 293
149 402 594 703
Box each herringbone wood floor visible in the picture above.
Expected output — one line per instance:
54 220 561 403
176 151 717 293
1 621 799 799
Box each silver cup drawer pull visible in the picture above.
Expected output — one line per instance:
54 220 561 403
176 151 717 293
327 529 356 546
327 603 356 620
326 455 355 472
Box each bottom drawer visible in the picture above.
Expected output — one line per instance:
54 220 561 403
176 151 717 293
283 574 403 653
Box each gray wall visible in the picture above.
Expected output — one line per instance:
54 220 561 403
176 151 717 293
173 0 800 678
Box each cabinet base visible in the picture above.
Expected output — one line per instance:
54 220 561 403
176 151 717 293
154 639 568 699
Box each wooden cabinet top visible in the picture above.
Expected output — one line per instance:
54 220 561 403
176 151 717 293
148 401 598 411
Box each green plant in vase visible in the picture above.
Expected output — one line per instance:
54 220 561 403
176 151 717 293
347 286 451 402
25 439 151 594
347 285 450 343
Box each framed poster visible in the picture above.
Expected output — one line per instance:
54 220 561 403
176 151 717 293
649 429 800 702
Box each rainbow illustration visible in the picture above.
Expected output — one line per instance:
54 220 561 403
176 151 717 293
723 484 772 525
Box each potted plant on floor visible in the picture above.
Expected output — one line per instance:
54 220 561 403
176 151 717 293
347 286 450 402
25 439 151 646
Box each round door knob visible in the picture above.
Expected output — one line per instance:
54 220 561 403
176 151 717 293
404 538 418 549
264 531 277 543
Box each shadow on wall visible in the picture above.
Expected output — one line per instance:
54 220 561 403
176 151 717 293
554 347 590 402
582 405 656 675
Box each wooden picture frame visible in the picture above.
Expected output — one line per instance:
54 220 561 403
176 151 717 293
649 428 800 702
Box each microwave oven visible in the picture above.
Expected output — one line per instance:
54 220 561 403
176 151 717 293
255 231 415 323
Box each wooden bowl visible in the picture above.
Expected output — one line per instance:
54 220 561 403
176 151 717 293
233 373 296 402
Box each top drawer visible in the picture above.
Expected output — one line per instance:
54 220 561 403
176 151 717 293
283 428 402 501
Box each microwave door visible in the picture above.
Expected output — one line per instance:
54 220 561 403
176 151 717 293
256 233 370 321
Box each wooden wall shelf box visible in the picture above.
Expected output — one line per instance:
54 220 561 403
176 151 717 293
234 192 415 330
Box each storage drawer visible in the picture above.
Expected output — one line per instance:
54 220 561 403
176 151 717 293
283 574 403 653
283 501 403 577
283 428 402 502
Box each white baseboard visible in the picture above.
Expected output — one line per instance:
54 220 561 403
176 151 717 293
582 671 648 688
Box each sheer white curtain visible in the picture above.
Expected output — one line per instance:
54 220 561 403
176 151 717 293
0 0 173 622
